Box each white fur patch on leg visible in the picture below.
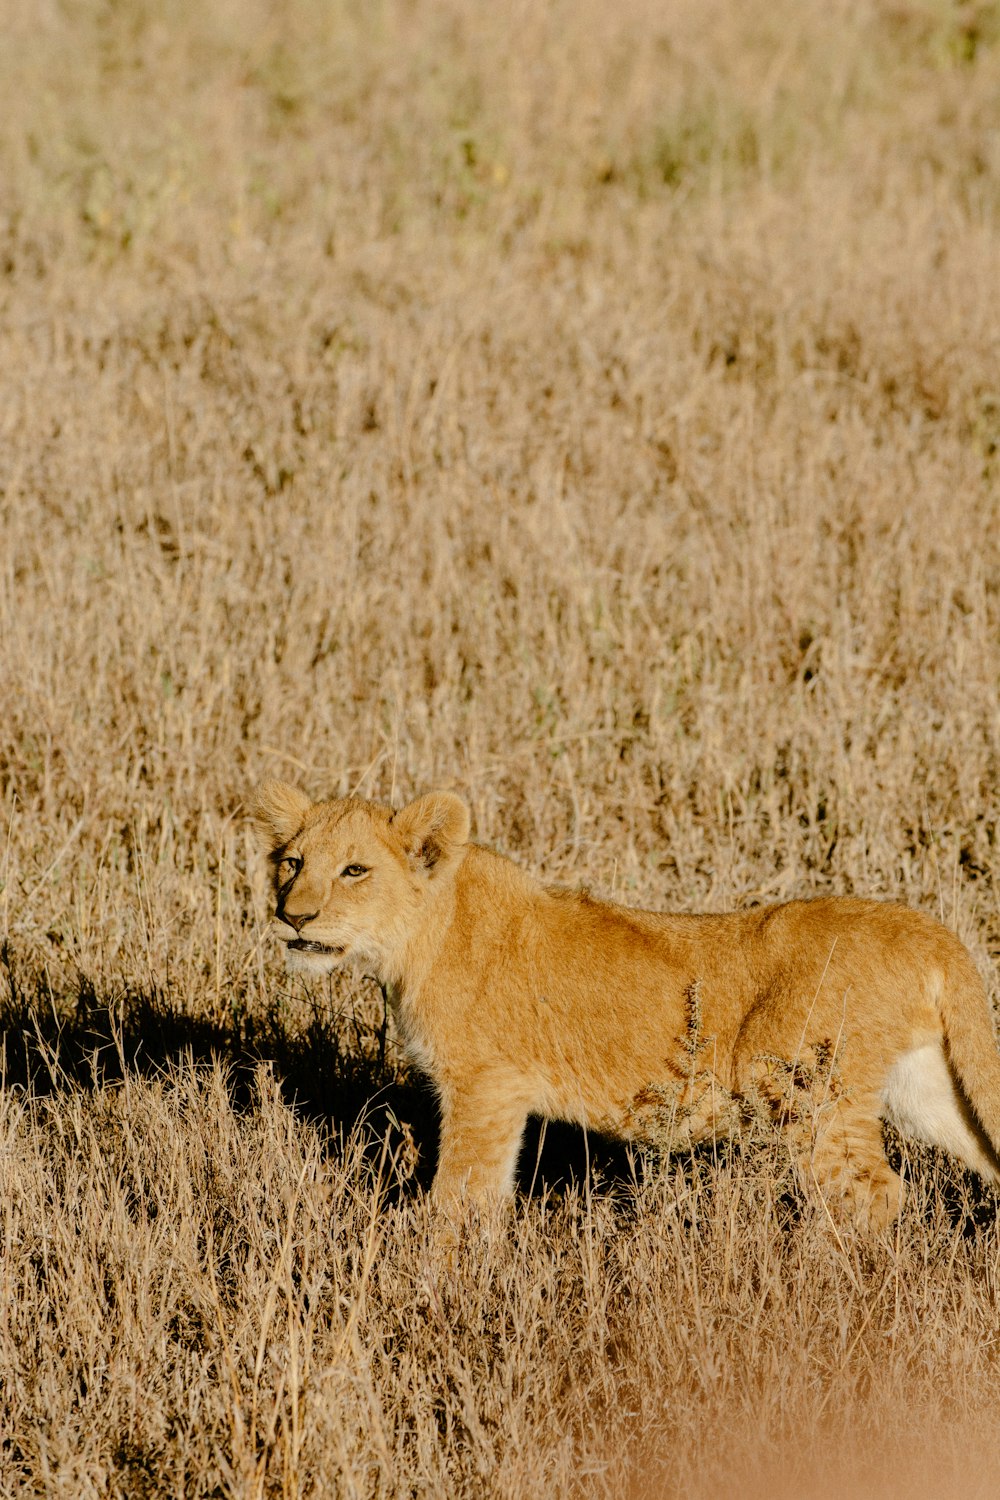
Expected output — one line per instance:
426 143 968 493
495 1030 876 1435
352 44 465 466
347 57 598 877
882 1044 1000 1182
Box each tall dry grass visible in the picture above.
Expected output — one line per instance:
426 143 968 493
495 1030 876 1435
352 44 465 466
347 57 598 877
2 0 1000 1493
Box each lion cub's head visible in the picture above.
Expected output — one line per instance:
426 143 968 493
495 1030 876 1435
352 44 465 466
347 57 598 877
248 780 470 977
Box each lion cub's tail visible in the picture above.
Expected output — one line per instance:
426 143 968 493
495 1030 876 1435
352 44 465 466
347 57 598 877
938 942 1000 1166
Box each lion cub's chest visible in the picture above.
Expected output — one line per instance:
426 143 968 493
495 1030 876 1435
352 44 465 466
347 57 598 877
387 985 439 1079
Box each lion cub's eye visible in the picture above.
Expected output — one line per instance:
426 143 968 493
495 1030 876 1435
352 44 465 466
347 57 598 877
341 863 369 879
278 855 302 879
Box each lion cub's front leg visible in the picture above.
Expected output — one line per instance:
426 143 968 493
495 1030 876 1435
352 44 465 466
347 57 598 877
431 1077 530 1213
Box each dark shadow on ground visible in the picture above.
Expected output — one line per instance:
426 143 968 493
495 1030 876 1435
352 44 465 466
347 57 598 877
0 944 640 1204
516 1117 642 1200
882 1119 1000 1234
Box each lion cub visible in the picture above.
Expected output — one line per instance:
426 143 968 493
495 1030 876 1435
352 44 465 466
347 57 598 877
250 781 1000 1227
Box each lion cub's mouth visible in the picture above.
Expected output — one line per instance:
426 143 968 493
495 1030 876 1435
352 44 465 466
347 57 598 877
286 939 346 956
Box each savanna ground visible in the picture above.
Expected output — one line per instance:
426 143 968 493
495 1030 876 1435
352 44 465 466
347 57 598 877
3 0 1000 1494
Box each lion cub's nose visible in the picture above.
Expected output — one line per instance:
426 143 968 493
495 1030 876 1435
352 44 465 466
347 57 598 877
278 906 318 932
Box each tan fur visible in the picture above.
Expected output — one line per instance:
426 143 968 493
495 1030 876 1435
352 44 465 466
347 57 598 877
249 781 1000 1227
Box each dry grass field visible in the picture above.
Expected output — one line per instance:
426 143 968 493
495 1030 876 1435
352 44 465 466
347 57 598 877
3 0 1000 1493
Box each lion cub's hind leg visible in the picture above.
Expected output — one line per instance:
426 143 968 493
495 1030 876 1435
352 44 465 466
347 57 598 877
739 1036 904 1228
794 1092 903 1230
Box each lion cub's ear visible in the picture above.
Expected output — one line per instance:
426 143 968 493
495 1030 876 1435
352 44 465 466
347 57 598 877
248 780 312 850
391 792 470 877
